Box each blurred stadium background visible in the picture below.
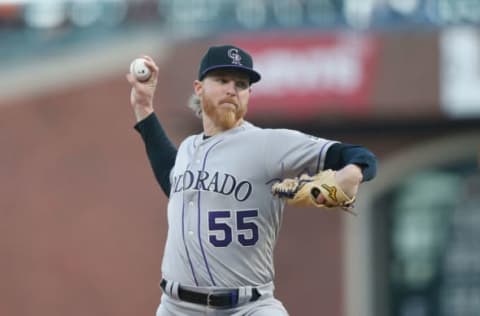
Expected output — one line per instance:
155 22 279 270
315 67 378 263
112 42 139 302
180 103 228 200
0 0 479 315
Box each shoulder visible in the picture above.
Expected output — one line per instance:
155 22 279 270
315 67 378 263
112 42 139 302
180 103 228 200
262 127 318 141
241 121 300 137
240 121 261 132
258 127 339 151
178 134 201 149
240 123 330 144
233 121 265 138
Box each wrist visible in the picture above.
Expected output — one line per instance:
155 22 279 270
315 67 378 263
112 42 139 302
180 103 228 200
134 106 154 122
344 164 363 182
335 165 363 198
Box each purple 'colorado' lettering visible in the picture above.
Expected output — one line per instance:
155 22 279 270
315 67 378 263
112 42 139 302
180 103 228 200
173 174 183 192
235 181 252 202
195 170 209 190
219 173 236 196
183 170 194 190
207 172 219 192
173 170 252 201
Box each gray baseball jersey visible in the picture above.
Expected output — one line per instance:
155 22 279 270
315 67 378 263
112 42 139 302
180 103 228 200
161 121 336 288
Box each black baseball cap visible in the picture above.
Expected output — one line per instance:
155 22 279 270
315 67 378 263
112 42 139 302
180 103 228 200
198 45 261 84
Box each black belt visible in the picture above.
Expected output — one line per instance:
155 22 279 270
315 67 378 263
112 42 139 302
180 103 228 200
160 279 261 308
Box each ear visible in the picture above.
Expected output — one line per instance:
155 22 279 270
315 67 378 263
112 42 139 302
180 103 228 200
193 80 203 96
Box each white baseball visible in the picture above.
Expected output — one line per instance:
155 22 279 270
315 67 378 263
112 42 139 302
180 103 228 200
130 58 151 82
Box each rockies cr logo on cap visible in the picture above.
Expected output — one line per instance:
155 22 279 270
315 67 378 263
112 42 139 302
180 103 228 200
227 48 242 65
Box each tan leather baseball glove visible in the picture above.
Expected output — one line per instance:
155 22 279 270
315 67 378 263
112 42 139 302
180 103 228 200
271 170 356 213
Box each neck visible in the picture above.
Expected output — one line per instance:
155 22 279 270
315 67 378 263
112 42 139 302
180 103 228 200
202 114 243 136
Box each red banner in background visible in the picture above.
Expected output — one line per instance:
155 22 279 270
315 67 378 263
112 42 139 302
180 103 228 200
227 33 379 118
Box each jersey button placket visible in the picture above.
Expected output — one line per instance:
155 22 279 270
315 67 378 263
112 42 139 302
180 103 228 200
193 143 203 167
188 150 201 242
188 200 195 238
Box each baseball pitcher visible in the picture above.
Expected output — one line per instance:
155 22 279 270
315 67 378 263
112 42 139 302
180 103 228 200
126 45 377 315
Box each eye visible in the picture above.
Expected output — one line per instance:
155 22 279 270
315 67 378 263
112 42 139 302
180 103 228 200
236 81 249 90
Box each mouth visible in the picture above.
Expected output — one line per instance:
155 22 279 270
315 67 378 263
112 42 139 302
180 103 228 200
220 101 237 109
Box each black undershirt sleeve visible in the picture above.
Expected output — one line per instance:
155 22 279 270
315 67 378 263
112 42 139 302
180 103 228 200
324 143 377 181
134 113 177 197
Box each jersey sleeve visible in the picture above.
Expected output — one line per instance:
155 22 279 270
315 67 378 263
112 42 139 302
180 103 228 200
324 143 378 181
263 129 338 179
134 112 177 197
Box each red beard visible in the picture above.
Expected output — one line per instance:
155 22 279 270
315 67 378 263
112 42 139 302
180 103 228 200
202 96 246 130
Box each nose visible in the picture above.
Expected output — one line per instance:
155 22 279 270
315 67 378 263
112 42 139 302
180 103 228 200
225 80 237 96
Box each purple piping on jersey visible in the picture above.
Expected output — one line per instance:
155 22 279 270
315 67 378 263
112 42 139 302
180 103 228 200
181 163 199 286
316 141 331 173
197 139 223 286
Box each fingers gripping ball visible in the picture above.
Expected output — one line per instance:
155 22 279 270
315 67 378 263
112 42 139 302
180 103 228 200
130 58 152 82
271 170 356 214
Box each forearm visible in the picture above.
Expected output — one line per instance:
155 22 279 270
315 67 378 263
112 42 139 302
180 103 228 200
135 113 177 196
134 106 154 123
